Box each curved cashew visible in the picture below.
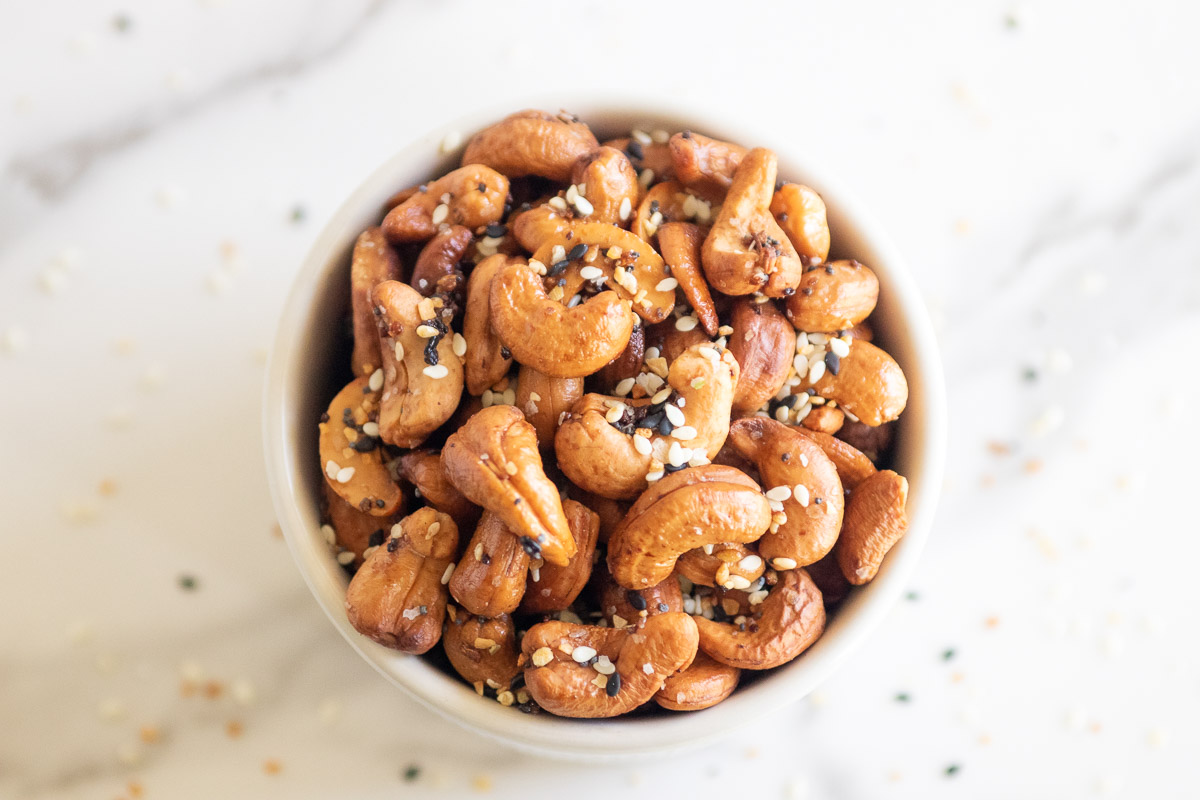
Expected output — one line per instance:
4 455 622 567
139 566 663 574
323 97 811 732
442 610 520 692
396 450 481 532
668 131 747 199
607 465 772 589
555 343 739 499
462 109 598 182
632 181 706 243
595 567 682 627
593 323 645 390
676 542 765 591
800 404 844 434
448 510 529 616
657 222 719 336
382 165 508 243
319 376 403 516
727 417 844 569
411 225 472 298
654 651 740 711
770 183 830 263
441 405 575 566
785 260 879 333
515 364 583 449
349 228 403 376
322 482 403 568
694 568 825 670
603 137 675 183
794 428 877 489
509 203 574 253
572 490 629 545
726 297 795 413
344 508 459 654
701 148 803 297
371 281 464 448
489 260 634 378
570 146 638 225
650 321 711 364
462 254 516 395
806 551 852 607
803 338 907 427
837 469 908 585
519 499 599 614
520 613 699 718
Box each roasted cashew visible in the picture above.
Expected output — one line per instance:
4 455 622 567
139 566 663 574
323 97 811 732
411 225 472 298
770 183 830 263
509 203 573 253
595 567 682 627
396 450 481 532
462 254 516 395
800 404 844 434
384 184 422 210
321 482 403 568
592 323 645 391
570 146 639 225
555 343 739 499
572 490 629 545
806 551 851 607
462 109 599 182
727 417 844 569
794 428 877 490
520 613 699 718
785 260 879 333
441 405 575 566
701 148 803 297
489 259 634 377
442 610 520 692
519 499 599 614
607 465 772 589
676 542 765 591
603 137 675 183
654 651 740 711
657 222 719 336
803 338 907 427
349 228 403 376
694 568 825 670
727 297 795 413
319 376 404 516
668 131 747 199
837 469 908 585
448 510 529 616
382 165 508 243
371 281 464 448
650 321 711 364
836 419 894 464
632 181 714 243
344 508 458 654
515 364 583 449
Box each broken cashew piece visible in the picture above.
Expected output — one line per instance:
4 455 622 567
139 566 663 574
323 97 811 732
319 376 403 516
462 253 517 395
448 511 529 616
442 610 520 691
382 164 508 243
462 109 599 182
349 228 403 376
837 469 908 585
654 650 741 711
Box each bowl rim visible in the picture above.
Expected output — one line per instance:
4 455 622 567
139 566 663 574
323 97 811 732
263 95 947 761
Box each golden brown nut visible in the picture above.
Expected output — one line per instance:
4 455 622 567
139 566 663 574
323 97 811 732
441 405 575 566
800 404 845 435
319 376 403 516
793 428 877 489
845 321 874 342
657 222 719 336
570 146 639 225
521 613 699 718
805 551 852 606
349 228 403 376
519 499 599 613
770 183 830 263
462 109 599 182
836 419 893 464
344 508 458 653
654 651 740 711
572 491 629 545
382 165 508 243
442 610 520 690
396 450 481 532
727 417 844 569
515 365 584 449
726 297 795 413
462 254 517 395
508 203 574 253
385 184 422 209
489 260 634 378
448 511 529 616
651 320 711 364
603 137 675 183
669 131 747 199
322 482 401 566
592 324 645 390
785 260 879 333
607 465 772 589
632 181 699 243
595 568 683 626
837 469 908 585
694 568 825 670
411 225 472 297
701 148 803 297
371 281 464 448
676 543 765 591
804 338 907 427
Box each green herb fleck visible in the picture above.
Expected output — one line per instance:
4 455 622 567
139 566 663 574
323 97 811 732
113 14 133 33
179 574 198 591
895 692 911 703
290 205 307 224
942 648 957 661
402 764 420 782
945 764 961 777
906 590 920 602
1022 366 1038 382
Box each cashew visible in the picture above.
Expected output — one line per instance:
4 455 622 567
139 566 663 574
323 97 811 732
728 417 844 568
845 320 874 342
344 508 459 654
519 499 599 613
650 321 711 364
654 651 740 711
800 404 844 434
726 297 795 413
668 131 747 199
595 567 683 627
770 183 830 263
701 148 803 297
603 137 675 183
694 568 825 670
442 610 520 691
349 228 403 376
382 165 508 243
837 469 908 585
785 260 879 333
462 254 516 395
411 225 472 298
396 450 481 531
321 482 403 568
462 109 598 182
607 465 772 589
441 405 575 566
803 338 907 427
806 551 852 607
555 343 739 499
489 259 634 377
514 364 583 448
509 203 574 253
632 181 696 243
448 510 529 616
371 281 464 448
835 419 894 464
657 222 719 336
319 376 404 516
384 184 422 210
592 323 645 391
793 428 877 490
676 542 765 590
520 613 699 718
570 146 639 225
572 491 630 545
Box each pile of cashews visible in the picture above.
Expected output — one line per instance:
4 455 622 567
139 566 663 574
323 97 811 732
319 110 912 718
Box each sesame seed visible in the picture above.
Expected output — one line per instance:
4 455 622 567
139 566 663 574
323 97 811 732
619 197 632 221
672 425 697 441
336 550 355 565
439 130 462 153
451 333 467 357
550 244 567 264
631 129 652 145
794 484 810 507
528 259 547 276
605 402 627 423
548 196 568 211
423 364 449 379
809 332 828 345
774 406 790 422
325 460 339 479
638 169 655 189
416 324 438 339
594 656 616 675
766 485 792 502
335 466 355 484
829 337 851 358
727 575 751 590
642 662 654 675
771 557 798 570
646 469 665 482
571 645 597 662
748 589 769 605
573 196 594 216
505 461 518 476
664 403 685 426
808 360 826 383
614 377 636 396
532 647 554 667
473 637 496 650
320 524 336 546
580 266 604 281
431 204 449 225
367 368 384 392
633 434 653 456
656 277 678 292
565 184 579 204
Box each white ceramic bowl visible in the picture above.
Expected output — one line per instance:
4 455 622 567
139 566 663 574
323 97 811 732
263 98 946 762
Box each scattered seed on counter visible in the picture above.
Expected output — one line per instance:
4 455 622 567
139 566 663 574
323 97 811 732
154 185 187 209
290 205 307 224
0 325 30 354
263 759 283 775
178 574 198 591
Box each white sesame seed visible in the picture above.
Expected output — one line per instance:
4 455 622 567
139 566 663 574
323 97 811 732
799 453 809 467
795 402 812 422
336 550 356 565
528 259 547 276
672 425 697 441
416 324 439 339
638 168 655 189
774 406 791 422
766 485 792 502
0 325 30 354
573 196 594 216
748 589 769 606
320 524 337 546
664 403 685 426
571 645 597 663
768 498 784 512
368 368 384 392
325 460 339 479
1031 405 1065 436
335 466 356 484
565 184 579 204
393 340 405 360
667 441 687 467
532 646 554 667
441 563 455 585
649 210 663 227
794 484 810 507
580 266 604 281
808 333 828 345
618 196 632 221
650 387 672 404
431 204 449 225
614 377 636 396
642 662 655 675
481 389 494 407
605 402 627 423
771 557 798 570
793 354 809 377
738 555 763 572
360 421 379 438
646 469 665 482
727 575 752 590
633 434 653 456
687 453 710 467
439 130 463 153
452 333 467 357
593 656 616 675
551 244 567 264
423 364 449 379
502 388 516 406
548 196 568 211
631 129 652 145
655 277 679 292
829 337 851 358
807 360 826 383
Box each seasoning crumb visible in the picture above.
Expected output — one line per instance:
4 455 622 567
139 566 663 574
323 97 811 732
895 692 911 703
178 574 198 591
942 648 956 661
944 763 961 777
99 479 119 496
402 764 421 782
290 205 307 224
139 724 161 744
905 591 920 602
263 759 283 775
226 720 244 738
471 773 493 792
985 616 1000 629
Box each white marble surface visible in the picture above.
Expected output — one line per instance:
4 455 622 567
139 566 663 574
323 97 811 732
2 1 1198 797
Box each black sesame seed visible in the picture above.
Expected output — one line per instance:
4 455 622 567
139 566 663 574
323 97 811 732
387 538 402 553
606 672 621 697
358 498 373 512
657 602 669 612
477 182 487 193
178 574 198 591
567 243 587 261
780 394 800 409
642 411 664 430
419 605 428 615
814 497 823 505
906 590 920 601
778 212 789 222
320 412 330 423
663 462 686 473
351 436 378 453
649 200 660 215
824 351 841 376
424 338 439 366
627 591 647 611
368 530 386 548
485 223 507 238
625 139 644 160
680 130 692 139
481 553 492 565
774 179 786 192
519 536 542 558
656 415 674 436
375 498 386 508
802 287 813 296
402 764 421 782
805 387 817 396
783 287 795 296
549 259 571 276
113 14 133 32
1022 367 1038 382
500 345 511 359
824 265 834 275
